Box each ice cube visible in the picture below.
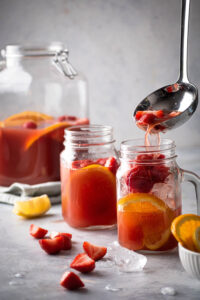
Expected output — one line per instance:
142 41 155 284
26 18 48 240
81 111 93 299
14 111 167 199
106 241 147 273
161 287 176 296
105 284 123 292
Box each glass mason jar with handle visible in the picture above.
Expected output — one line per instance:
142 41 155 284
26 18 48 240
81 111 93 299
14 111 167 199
117 139 200 252
0 43 89 186
60 125 119 229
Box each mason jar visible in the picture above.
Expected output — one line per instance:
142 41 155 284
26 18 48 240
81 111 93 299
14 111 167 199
0 43 89 186
60 125 119 229
117 139 200 252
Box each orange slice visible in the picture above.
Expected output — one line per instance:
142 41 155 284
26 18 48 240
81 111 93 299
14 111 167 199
193 226 200 253
118 193 173 250
171 214 200 251
4 111 53 123
25 122 69 149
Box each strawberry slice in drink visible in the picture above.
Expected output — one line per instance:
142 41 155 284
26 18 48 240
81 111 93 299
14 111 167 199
29 224 48 239
70 253 95 273
60 271 84 290
83 241 107 261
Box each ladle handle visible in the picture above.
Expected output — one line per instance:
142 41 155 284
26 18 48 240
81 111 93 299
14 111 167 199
179 0 190 83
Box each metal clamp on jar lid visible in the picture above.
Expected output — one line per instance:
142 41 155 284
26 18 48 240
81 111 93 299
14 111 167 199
1 42 77 79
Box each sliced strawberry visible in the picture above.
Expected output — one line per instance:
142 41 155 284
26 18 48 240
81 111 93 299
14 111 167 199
83 241 107 261
155 110 164 118
95 158 107 166
139 113 156 125
105 156 119 175
29 224 48 239
70 253 95 273
39 237 64 254
135 111 143 121
50 231 72 240
60 271 84 290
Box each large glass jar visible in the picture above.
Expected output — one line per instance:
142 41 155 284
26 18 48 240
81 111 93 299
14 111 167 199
60 125 119 229
0 43 89 186
117 139 200 252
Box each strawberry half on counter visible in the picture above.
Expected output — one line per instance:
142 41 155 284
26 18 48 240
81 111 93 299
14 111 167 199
39 236 64 254
83 241 107 261
29 224 48 239
49 232 72 250
70 253 95 273
60 271 84 290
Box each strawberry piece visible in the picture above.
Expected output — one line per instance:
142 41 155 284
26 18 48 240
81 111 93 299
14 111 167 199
125 154 169 193
58 115 77 122
83 241 107 261
71 159 93 169
23 121 37 129
50 231 72 240
95 158 107 166
125 166 154 193
140 113 156 125
155 110 164 118
166 86 173 93
29 224 48 239
105 156 119 175
70 253 95 273
39 237 64 254
135 111 143 121
60 271 84 290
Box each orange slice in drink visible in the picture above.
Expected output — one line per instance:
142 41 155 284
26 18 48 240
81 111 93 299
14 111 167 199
4 111 53 123
25 122 70 149
118 193 173 250
171 214 200 251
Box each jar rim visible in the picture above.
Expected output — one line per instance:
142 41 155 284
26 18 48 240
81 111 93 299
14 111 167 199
121 138 175 153
64 124 115 147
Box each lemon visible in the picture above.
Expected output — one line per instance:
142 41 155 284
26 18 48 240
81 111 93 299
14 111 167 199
13 195 51 218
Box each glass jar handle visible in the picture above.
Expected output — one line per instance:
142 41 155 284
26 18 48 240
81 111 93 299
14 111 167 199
181 169 200 215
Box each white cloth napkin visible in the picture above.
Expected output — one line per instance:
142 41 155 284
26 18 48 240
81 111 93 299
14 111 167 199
0 182 61 205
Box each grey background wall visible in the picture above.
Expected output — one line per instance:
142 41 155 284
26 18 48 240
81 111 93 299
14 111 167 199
0 0 200 150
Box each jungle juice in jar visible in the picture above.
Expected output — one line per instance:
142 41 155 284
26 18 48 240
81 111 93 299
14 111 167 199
117 110 182 252
61 125 119 229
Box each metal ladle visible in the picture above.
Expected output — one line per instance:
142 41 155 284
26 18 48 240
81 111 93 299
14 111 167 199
134 0 198 131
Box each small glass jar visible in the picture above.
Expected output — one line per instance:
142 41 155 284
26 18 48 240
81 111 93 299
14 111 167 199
0 43 89 186
117 139 200 252
60 125 119 229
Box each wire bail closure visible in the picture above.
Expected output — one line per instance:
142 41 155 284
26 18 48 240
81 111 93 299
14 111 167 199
53 49 77 79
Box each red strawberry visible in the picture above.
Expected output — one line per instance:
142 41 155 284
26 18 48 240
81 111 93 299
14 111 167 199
125 166 154 193
155 110 164 118
105 156 119 175
29 224 48 239
70 253 95 273
135 111 143 121
139 113 156 125
50 231 72 240
83 241 107 261
23 121 37 129
95 158 107 166
39 237 64 254
60 271 84 290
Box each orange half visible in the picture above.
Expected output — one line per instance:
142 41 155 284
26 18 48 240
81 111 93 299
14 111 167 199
171 214 200 251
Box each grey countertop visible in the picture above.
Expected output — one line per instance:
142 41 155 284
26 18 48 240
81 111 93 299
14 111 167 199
0 182 200 300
